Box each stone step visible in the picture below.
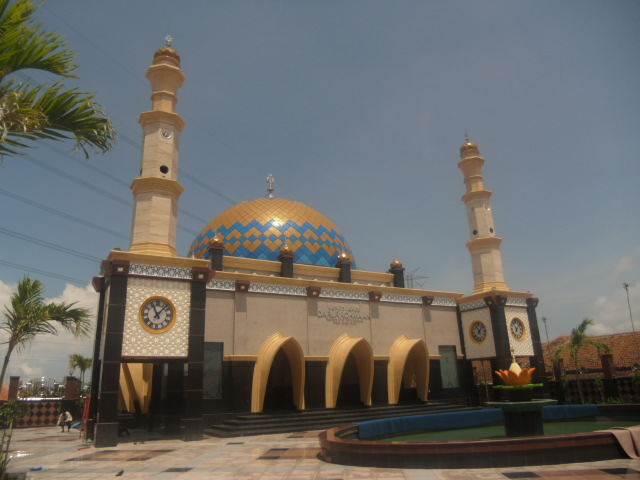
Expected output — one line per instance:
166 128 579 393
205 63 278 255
205 402 478 437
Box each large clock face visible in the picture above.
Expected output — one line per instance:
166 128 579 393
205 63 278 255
139 296 176 333
510 318 526 340
470 321 487 343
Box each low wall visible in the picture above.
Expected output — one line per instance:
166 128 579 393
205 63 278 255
0 399 79 428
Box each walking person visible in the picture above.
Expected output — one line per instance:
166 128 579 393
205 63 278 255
57 411 72 432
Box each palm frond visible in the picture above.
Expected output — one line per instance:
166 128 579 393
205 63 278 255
0 0 115 158
0 0 76 79
0 82 116 157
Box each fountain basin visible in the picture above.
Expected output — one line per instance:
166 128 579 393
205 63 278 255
318 404 640 469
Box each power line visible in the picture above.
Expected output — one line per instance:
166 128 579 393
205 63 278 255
0 227 102 263
23 154 132 207
42 4 273 193
17 156 200 235
181 170 237 206
0 188 129 240
35 141 212 228
42 142 131 188
113 131 239 207
0 260 89 286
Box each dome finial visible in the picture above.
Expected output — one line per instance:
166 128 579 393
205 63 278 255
266 173 276 199
460 132 479 154
165 34 173 47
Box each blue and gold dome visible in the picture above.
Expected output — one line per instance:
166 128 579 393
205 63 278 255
189 197 356 268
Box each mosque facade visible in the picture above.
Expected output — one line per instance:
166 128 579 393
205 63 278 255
88 46 546 447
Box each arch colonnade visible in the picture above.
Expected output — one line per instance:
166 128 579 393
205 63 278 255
250 332 431 413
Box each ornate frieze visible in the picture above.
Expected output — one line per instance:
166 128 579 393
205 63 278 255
505 297 528 307
129 263 192 280
459 299 487 312
380 294 422 304
207 279 235 291
248 283 306 296
431 297 458 307
319 289 369 301
203 278 458 308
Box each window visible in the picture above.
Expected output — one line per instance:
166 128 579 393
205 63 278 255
439 345 459 389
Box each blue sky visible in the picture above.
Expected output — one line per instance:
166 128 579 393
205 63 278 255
1 1 639 382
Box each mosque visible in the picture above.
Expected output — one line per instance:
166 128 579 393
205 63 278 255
87 44 546 447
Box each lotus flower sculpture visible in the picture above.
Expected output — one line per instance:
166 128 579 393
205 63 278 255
496 361 536 386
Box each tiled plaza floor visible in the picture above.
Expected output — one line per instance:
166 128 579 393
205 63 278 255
5 427 640 479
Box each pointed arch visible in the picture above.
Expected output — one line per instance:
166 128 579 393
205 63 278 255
387 335 430 404
325 333 374 408
251 333 305 413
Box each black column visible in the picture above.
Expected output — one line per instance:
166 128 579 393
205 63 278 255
388 261 405 288
183 267 209 441
279 249 295 278
147 363 164 431
94 260 129 447
86 276 107 442
486 296 512 385
164 362 184 435
336 255 352 283
208 242 224 271
525 298 547 384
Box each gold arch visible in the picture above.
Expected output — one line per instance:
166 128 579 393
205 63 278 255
251 332 305 413
325 333 374 408
387 335 430 404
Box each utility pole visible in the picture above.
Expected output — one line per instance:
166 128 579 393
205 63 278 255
623 283 636 333
542 316 551 358
623 283 639 367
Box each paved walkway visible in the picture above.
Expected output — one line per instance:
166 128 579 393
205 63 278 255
5 427 640 479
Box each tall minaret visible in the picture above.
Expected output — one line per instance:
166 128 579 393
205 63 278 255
130 37 185 257
458 136 509 294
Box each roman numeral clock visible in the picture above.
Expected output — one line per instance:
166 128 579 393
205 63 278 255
140 296 177 333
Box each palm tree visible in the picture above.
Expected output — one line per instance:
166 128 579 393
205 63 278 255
553 318 612 404
68 353 92 394
0 0 115 158
0 276 92 388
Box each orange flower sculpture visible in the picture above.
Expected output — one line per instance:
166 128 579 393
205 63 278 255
495 361 536 386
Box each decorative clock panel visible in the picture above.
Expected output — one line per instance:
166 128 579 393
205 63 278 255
122 277 191 357
505 307 534 356
461 308 496 359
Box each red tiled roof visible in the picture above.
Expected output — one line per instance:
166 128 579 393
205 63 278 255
542 331 640 376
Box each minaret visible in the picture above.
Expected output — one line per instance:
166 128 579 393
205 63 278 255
458 136 509 294
130 36 185 257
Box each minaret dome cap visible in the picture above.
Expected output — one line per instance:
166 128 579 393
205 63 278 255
460 140 479 154
390 258 404 269
153 47 181 66
280 244 293 255
207 235 223 248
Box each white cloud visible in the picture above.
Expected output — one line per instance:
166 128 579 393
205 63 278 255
47 283 98 315
0 279 15 312
613 246 640 279
589 246 640 335
0 280 97 383
19 362 43 379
